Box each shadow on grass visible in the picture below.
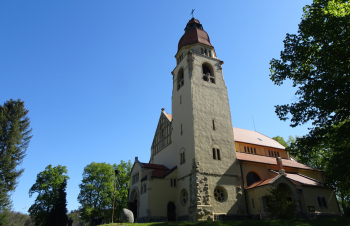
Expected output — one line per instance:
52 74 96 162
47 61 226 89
106 217 350 226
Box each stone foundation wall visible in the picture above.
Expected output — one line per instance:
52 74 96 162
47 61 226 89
214 214 251 221
177 215 189 221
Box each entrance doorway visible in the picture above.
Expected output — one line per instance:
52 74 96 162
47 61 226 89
130 200 138 221
128 188 138 222
167 202 176 221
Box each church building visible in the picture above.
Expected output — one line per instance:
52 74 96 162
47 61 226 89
128 18 341 222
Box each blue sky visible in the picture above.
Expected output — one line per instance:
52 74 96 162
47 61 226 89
0 1 313 213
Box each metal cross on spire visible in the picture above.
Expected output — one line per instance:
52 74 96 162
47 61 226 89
190 9 195 18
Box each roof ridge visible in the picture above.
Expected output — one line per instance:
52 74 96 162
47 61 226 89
232 127 286 150
297 173 323 184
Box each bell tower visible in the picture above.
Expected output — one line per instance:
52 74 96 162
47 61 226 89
171 18 245 220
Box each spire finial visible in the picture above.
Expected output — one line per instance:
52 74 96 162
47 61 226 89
190 9 195 18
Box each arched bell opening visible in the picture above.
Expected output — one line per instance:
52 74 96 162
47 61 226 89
177 68 184 91
202 63 215 83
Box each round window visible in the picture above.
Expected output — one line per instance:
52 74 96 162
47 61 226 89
180 189 188 206
214 187 226 203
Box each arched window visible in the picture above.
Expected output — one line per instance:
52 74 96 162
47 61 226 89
177 69 184 91
202 64 215 83
246 172 261 187
212 148 221 160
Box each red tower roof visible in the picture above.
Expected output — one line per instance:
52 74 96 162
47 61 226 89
178 18 213 51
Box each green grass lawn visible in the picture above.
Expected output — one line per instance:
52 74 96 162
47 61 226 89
105 217 350 226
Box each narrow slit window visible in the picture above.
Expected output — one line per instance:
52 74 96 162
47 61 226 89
212 120 215 130
250 147 253 153
274 151 277 157
212 148 216 159
183 152 185 164
181 124 183 135
217 149 221 160
317 197 323 207
174 179 177 187
254 148 256 154
277 152 280 157
244 146 247 152
322 197 328 208
268 150 271 156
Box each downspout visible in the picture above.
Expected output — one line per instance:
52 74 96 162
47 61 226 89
239 160 249 215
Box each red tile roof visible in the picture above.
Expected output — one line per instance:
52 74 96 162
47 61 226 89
152 166 177 178
236 152 321 171
246 177 275 189
152 169 169 178
246 171 324 190
233 127 285 150
270 170 323 186
165 113 172 121
140 162 168 170
178 18 212 51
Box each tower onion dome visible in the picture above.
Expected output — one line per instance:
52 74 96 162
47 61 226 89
178 18 213 51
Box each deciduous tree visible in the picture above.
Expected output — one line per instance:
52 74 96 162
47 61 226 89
270 0 350 211
272 136 288 148
77 161 132 224
77 162 114 224
110 160 132 222
266 186 297 219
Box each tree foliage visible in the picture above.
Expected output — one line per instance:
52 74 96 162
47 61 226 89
0 99 32 223
272 136 288 148
48 179 68 226
270 0 350 129
5 211 33 226
111 160 132 222
28 165 69 226
67 210 87 226
266 186 297 219
270 0 350 211
77 160 131 224
0 193 11 226
78 162 114 224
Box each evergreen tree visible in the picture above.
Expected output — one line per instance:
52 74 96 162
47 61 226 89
49 179 68 226
0 99 32 226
